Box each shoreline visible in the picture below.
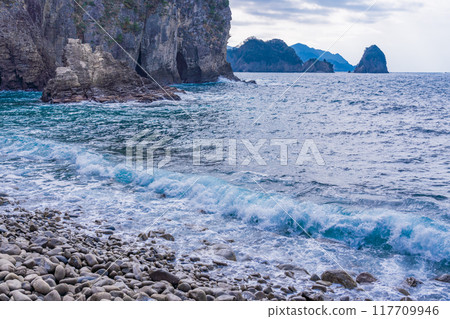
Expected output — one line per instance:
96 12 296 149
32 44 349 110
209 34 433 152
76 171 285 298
0 196 447 301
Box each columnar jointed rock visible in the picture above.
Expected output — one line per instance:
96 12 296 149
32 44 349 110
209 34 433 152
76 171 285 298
354 45 389 73
41 39 181 103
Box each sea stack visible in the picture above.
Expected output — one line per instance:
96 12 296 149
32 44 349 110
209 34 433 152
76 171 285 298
41 39 180 103
354 45 388 73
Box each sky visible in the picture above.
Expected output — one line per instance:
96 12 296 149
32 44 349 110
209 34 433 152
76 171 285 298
228 0 450 72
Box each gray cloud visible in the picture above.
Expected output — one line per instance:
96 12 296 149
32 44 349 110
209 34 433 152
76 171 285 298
231 0 331 24
231 0 423 24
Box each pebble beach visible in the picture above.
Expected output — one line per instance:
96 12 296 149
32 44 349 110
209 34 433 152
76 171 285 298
2 195 447 302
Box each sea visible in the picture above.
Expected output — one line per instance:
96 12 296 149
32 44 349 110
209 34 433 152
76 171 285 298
0 72 449 300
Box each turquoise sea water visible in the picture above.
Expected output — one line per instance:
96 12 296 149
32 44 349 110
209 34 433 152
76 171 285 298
0 72 449 300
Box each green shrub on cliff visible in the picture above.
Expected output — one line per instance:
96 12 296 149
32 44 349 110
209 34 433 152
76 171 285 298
227 38 304 72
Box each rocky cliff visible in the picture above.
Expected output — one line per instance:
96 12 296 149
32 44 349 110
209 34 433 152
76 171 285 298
0 0 235 91
42 39 180 103
227 38 303 72
0 0 54 90
354 45 388 73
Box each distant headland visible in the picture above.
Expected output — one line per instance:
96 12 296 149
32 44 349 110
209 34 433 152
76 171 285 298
227 38 335 73
228 38 389 74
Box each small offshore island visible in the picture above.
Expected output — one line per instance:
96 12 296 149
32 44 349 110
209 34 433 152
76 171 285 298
227 38 335 73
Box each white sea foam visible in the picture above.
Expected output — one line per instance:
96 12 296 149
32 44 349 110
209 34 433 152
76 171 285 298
1 135 448 263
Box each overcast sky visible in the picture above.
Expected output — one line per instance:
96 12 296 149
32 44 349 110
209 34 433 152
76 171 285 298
228 0 450 72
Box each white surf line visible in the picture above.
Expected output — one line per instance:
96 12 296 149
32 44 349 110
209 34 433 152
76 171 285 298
75 176 201 301
251 178 374 299
71 0 199 125
252 0 378 125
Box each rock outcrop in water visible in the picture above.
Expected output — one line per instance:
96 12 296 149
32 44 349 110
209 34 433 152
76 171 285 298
354 45 388 73
227 38 304 72
42 39 180 103
0 0 235 91
300 59 334 73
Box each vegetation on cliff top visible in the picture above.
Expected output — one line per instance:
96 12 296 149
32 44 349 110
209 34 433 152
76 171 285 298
227 38 335 73
227 38 304 72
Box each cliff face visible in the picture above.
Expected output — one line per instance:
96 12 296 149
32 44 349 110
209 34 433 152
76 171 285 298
42 39 180 103
227 38 303 72
354 45 388 73
0 0 54 90
0 0 235 90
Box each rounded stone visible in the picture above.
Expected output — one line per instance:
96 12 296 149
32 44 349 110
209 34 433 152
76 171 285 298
32 278 52 295
4 273 21 281
6 279 22 291
84 254 98 267
356 272 377 284
89 292 112 301
11 290 32 301
166 293 182 301
68 256 82 269
0 283 10 294
0 293 10 301
44 290 61 301
397 288 410 296
177 282 191 292
149 270 180 285
150 293 168 301
55 283 69 296
188 288 207 301
321 270 357 289
54 265 65 282
255 291 266 300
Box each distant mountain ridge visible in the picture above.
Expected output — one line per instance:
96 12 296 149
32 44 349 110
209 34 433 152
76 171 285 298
290 43 355 72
